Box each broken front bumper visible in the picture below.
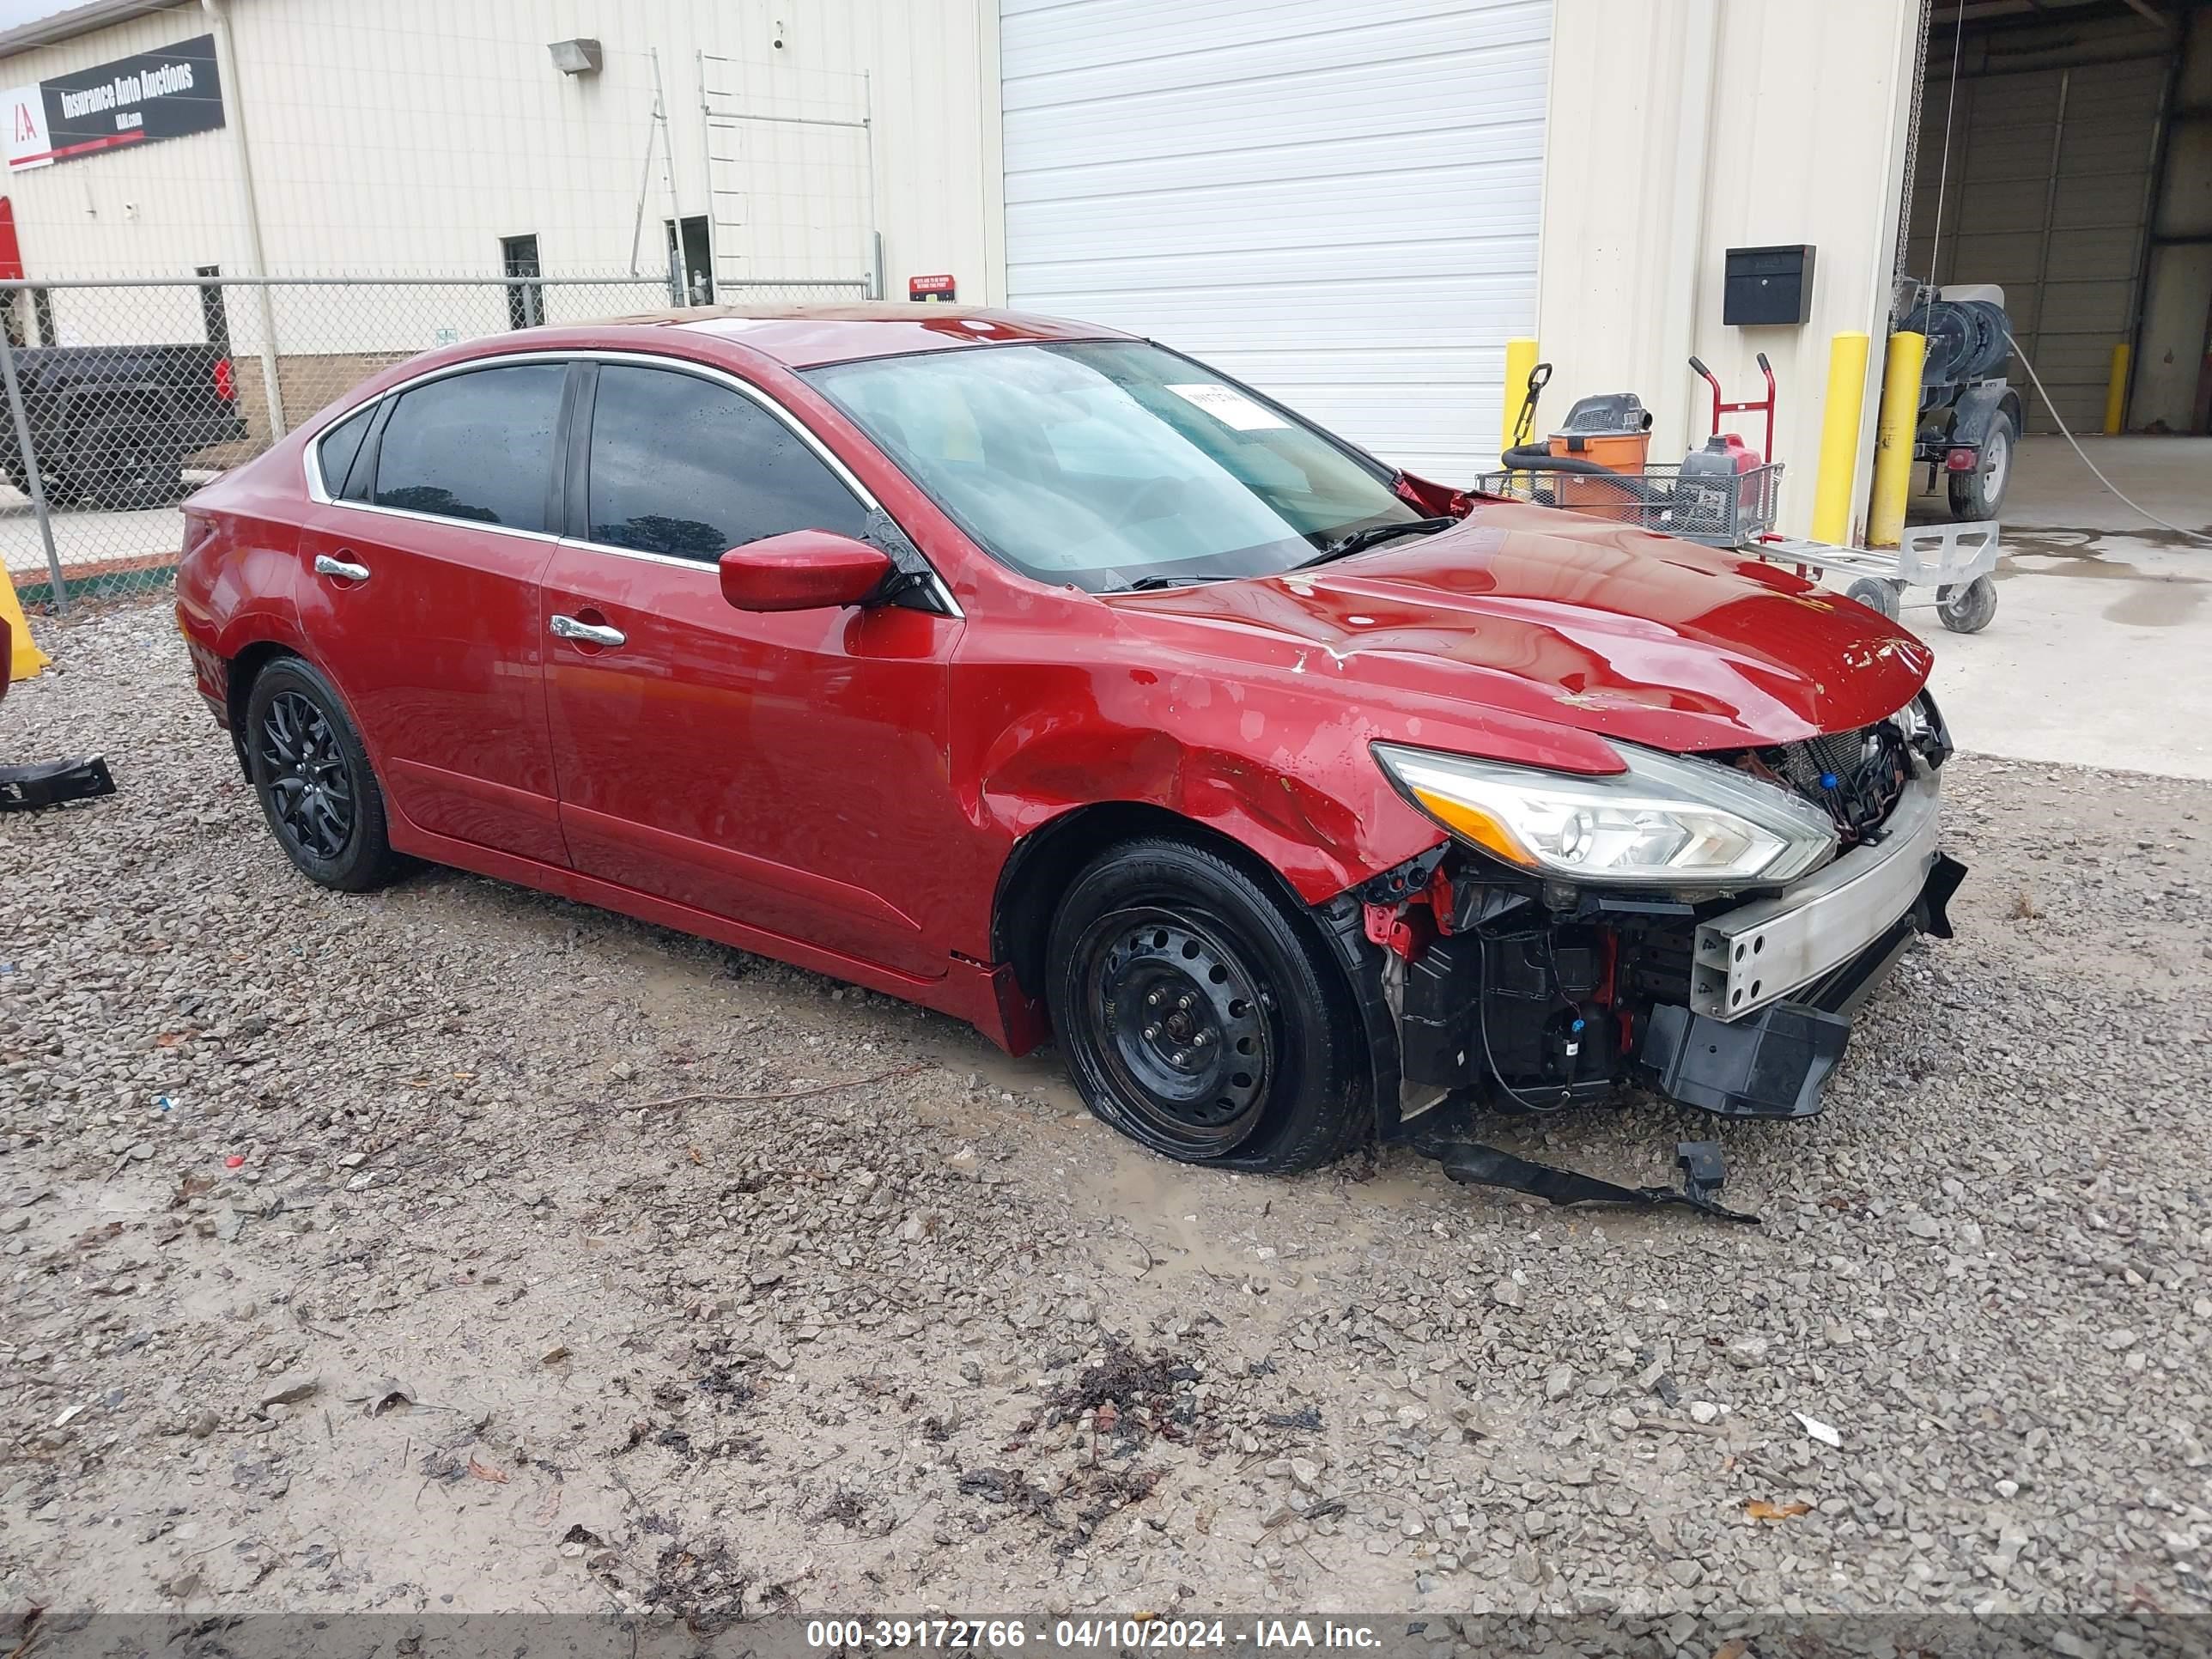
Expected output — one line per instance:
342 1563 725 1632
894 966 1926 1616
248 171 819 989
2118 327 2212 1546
0 754 116 811
1636 771 1966 1120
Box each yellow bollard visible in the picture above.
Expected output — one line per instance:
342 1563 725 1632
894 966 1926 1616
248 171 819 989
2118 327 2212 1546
1866 331 1926 550
1810 331 1871 546
2 562 51 682
1501 337 1540 454
2103 343 2130 435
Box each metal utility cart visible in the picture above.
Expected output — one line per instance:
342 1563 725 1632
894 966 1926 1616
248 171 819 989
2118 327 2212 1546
1476 355 2001 635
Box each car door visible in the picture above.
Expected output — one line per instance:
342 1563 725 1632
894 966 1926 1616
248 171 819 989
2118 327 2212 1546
539 358 965 979
295 360 569 868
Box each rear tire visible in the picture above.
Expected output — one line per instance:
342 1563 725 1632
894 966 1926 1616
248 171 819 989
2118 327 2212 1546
1046 837 1369 1174
243 656 404 892
1948 412 2014 520
76 407 185 511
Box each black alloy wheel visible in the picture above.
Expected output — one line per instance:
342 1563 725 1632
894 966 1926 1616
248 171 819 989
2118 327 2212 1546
1046 836 1368 1174
259 689 354 859
243 656 402 892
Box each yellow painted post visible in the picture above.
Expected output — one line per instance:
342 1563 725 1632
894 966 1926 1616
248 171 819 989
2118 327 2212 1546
1866 331 1927 550
3 563 51 682
1811 331 1871 546
1501 337 1540 454
2103 343 2130 435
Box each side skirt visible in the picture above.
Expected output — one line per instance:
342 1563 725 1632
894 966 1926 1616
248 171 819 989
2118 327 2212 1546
382 816 1027 1052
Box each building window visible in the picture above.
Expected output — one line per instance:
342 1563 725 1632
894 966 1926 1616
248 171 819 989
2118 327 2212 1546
501 234 544 331
665 216 712 306
196 264 231 354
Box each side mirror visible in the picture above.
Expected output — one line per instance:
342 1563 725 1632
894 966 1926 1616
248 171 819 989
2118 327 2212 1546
718 530 893 612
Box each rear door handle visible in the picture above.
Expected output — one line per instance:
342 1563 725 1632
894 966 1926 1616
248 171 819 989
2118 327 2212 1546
313 554 370 582
550 613 626 648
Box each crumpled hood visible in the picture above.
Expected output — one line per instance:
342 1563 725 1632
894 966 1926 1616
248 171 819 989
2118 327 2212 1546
1107 501 1934 753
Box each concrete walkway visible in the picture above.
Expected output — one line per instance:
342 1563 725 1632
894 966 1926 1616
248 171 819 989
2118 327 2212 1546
1908 435 2212 781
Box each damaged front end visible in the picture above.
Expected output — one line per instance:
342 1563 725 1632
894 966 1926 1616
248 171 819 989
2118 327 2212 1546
1317 691 1966 1220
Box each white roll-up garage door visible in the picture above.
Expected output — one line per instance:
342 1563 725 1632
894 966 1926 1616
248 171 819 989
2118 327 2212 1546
1000 0 1551 482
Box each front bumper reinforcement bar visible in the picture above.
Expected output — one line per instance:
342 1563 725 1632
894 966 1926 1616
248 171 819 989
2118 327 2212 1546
1416 1133 1759 1224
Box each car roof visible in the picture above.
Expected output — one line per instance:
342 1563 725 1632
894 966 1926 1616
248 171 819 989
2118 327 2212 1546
579 303 1137 368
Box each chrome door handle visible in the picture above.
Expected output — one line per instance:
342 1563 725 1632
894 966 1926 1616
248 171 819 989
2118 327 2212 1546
550 614 626 648
313 554 370 581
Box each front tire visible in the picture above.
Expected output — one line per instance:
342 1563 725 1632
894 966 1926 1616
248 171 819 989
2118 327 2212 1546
1047 837 1369 1174
243 657 403 892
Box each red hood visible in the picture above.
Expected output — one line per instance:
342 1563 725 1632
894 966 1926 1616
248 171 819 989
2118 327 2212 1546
1107 501 1932 754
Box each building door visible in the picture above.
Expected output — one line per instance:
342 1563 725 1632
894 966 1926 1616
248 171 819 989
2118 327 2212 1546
665 216 714 305
195 264 230 353
501 234 544 330
998 0 1551 480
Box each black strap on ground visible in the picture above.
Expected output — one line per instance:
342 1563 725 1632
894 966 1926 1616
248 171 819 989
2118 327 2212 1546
1422 1136 1759 1224
0 755 115 811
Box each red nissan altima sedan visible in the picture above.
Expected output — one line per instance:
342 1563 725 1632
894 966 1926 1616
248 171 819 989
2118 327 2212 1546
175 305 1962 1197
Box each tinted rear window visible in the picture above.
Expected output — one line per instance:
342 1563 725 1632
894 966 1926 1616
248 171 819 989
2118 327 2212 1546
373 363 564 531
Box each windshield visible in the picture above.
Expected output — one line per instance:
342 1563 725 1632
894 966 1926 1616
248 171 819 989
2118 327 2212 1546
802 340 1426 592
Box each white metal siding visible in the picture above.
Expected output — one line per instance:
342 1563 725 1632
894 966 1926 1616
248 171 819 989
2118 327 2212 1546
0 0 998 307
1000 0 1549 479
1905 55 2166 434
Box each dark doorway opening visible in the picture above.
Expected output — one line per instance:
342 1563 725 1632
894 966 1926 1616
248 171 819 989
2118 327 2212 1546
196 264 231 353
665 216 713 306
502 234 544 330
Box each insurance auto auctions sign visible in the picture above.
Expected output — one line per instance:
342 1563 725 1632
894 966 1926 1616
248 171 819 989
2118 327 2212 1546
5 33 224 173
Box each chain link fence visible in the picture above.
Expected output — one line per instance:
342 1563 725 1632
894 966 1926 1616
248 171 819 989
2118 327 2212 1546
2 271 867 611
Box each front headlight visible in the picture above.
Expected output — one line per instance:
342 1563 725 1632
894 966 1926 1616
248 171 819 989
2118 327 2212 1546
1373 740 1838 890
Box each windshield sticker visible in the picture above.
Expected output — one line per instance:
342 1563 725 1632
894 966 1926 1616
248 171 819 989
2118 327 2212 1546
1165 383 1289 431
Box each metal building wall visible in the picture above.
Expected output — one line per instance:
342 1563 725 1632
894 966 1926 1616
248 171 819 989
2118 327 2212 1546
1535 0 1923 542
0 0 999 317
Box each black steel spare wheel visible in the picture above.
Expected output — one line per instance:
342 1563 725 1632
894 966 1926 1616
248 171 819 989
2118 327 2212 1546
1077 907 1274 1153
1044 836 1370 1174
260 690 354 860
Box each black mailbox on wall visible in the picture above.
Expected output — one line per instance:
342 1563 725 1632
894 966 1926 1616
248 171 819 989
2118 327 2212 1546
1723 245 1815 327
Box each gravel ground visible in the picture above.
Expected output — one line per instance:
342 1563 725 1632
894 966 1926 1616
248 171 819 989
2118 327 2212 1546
2 600 2209 1624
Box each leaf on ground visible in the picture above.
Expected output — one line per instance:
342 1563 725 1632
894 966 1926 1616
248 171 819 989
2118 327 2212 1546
467 1456 509 1484
1746 1498 1812 1520
688 1146 704 1165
